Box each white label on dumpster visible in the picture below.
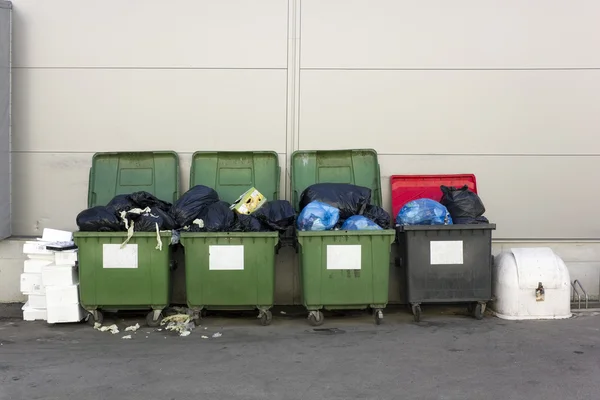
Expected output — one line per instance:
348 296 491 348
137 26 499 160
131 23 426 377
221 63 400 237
209 245 244 270
327 245 361 270
103 244 138 269
430 241 463 265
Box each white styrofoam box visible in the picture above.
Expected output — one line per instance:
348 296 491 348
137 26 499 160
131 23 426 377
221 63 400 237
20 273 45 295
47 304 84 324
493 247 571 320
23 241 53 256
27 254 55 262
54 250 78 266
28 294 47 309
42 265 78 287
22 302 47 321
24 259 53 274
46 285 79 306
41 228 73 243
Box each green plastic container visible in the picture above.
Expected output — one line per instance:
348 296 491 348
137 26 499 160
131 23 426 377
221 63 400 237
292 149 395 326
180 151 280 326
73 151 179 327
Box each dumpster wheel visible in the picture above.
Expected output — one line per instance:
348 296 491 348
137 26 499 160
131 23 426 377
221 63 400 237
85 310 103 326
373 309 384 325
411 304 422 323
473 303 484 320
308 311 324 326
146 311 164 327
258 310 273 326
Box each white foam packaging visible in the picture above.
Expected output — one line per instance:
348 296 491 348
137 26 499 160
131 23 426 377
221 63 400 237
54 250 78 266
24 259 53 274
41 228 73 243
47 304 84 323
22 302 47 321
20 273 45 295
42 265 78 287
27 294 47 309
46 285 79 306
23 241 53 256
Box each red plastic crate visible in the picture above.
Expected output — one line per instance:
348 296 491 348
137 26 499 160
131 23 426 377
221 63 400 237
390 174 478 219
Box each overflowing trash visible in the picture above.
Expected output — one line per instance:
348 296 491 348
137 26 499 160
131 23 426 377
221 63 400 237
230 187 266 215
299 183 371 221
296 183 389 231
75 188 297 245
440 185 488 224
396 199 453 226
170 185 219 228
297 201 340 231
341 216 383 231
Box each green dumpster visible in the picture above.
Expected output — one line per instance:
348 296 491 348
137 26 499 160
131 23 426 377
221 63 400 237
180 151 280 326
73 151 179 327
292 149 395 326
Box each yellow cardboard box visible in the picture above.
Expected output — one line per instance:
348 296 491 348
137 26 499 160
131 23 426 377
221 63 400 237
230 187 267 215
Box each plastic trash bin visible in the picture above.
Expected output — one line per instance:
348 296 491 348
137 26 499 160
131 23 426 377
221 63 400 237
391 174 496 322
180 151 280 326
73 151 179 327
292 149 395 326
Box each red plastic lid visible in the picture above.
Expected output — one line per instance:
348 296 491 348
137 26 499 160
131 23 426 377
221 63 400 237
390 174 477 219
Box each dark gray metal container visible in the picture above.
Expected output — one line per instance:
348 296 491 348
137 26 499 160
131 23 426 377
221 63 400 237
396 224 496 321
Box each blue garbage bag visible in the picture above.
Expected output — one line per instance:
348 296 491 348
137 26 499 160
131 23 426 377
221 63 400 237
341 216 383 231
396 199 453 226
297 201 340 231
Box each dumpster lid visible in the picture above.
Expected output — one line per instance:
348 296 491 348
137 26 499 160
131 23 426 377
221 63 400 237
190 151 280 204
291 149 382 210
88 151 179 208
390 174 477 219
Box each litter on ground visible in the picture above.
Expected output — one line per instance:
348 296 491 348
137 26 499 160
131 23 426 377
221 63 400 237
161 314 195 337
212 332 222 338
125 323 140 332
201 335 209 339
122 335 132 340
94 323 119 334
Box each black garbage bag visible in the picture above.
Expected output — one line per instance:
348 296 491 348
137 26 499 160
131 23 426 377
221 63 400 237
171 185 219 228
299 183 371 220
125 207 176 232
105 192 172 213
129 191 172 212
105 194 137 213
76 206 124 232
188 201 235 232
232 214 266 232
253 200 296 232
363 205 391 229
440 185 486 223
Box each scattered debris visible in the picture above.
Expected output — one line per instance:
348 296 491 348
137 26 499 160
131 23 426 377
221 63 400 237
156 328 162 332
212 332 222 338
280 311 287 315
122 335 132 340
94 323 119 334
161 314 195 337
201 335 209 339
125 323 140 332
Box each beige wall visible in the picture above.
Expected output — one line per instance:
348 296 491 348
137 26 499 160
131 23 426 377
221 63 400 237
2 0 600 304
8 0 600 240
